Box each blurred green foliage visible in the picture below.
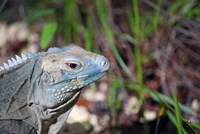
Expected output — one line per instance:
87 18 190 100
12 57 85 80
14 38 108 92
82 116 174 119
0 0 200 133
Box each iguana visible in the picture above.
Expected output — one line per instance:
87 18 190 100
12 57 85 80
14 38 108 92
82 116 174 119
0 45 110 134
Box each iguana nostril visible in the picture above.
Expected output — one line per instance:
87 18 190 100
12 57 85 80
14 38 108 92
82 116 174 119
103 61 106 66
99 58 110 71
101 61 106 66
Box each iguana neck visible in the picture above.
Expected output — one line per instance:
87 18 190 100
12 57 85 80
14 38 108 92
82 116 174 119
0 57 42 129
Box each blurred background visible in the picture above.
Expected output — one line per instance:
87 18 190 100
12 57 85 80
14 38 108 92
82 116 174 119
0 0 200 133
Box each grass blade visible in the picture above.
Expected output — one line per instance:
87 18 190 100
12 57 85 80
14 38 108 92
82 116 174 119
166 110 187 134
126 83 196 116
172 90 184 134
27 8 55 23
95 0 134 79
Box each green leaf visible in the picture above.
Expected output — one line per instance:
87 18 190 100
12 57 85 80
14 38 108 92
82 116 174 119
85 14 93 51
40 22 58 49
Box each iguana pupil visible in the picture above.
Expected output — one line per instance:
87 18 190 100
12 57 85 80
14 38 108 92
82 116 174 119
66 63 78 69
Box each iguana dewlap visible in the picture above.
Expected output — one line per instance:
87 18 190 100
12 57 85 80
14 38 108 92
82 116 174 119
0 45 110 134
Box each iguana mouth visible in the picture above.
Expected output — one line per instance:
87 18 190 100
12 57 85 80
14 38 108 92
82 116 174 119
47 70 108 105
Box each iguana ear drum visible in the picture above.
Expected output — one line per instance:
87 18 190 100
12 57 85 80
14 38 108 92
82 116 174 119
43 73 50 84
41 72 51 84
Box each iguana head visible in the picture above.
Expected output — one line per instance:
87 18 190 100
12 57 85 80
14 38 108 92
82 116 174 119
0 45 109 133
37 45 110 108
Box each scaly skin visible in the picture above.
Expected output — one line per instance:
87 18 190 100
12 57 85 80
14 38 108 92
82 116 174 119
0 45 110 134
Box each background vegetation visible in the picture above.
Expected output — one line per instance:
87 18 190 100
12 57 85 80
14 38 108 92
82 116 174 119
0 0 200 133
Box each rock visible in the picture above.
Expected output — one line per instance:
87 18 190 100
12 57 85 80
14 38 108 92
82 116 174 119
124 96 141 115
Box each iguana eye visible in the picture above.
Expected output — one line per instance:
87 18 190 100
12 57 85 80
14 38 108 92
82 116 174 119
65 61 81 70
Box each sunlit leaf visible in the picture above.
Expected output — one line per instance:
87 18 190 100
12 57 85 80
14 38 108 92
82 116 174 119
40 22 58 49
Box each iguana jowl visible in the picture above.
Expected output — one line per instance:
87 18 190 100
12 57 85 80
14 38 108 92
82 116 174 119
0 45 110 134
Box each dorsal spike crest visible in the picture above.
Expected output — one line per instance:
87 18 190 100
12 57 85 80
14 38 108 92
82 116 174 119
11 58 17 65
28 53 33 58
28 52 38 58
15 55 22 63
3 63 9 70
21 53 27 61
0 52 39 74
8 60 14 67
0 66 4 71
